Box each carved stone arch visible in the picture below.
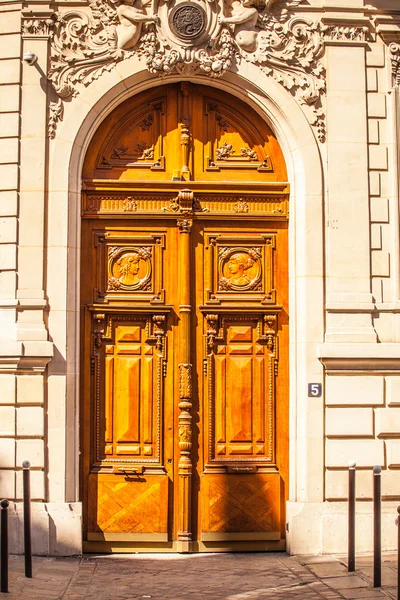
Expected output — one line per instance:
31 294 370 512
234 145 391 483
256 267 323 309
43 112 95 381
48 66 324 510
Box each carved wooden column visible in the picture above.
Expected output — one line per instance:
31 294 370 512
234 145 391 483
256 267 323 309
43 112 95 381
180 82 191 181
176 215 193 552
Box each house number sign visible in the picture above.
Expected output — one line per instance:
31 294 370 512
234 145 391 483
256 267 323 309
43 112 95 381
308 383 322 397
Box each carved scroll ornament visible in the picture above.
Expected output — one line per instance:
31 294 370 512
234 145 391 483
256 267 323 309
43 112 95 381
36 0 330 140
389 43 400 87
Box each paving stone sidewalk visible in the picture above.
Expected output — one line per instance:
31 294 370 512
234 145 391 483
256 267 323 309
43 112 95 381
0 552 397 600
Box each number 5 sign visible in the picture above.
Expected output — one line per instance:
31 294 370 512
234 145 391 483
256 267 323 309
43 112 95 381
308 383 322 397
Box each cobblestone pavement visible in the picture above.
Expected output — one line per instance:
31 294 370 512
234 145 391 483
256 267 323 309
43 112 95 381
0 553 397 600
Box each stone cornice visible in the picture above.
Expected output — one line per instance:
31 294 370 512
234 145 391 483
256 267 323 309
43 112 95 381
318 343 400 374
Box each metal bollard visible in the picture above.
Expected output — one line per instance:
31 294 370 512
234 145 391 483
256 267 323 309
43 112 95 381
373 465 382 588
348 460 356 572
23 461 32 578
397 506 400 600
1 498 9 593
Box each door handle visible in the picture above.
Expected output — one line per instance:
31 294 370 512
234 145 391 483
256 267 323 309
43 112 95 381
114 466 143 475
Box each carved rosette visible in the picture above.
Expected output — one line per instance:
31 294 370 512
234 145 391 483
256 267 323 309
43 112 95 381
178 363 193 471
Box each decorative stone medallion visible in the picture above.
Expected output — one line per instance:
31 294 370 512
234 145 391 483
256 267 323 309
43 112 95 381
170 2 206 41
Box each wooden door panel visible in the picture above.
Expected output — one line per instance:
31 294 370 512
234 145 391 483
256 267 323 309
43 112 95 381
201 474 281 541
93 315 166 465
87 474 168 540
204 313 277 466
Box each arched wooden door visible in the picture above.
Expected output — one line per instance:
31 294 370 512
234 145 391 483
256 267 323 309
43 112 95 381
81 83 289 552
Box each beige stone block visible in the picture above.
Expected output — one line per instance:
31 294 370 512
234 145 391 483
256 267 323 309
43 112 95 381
0 164 18 190
0 406 15 435
366 69 378 92
367 93 386 118
16 375 44 404
366 43 385 67
368 120 379 144
19 140 46 192
326 376 384 406
386 440 400 467
0 191 18 216
0 438 15 467
0 272 16 299
0 34 21 59
326 439 384 467
16 439 44 468
16 407 44 436
15 470 45 500
372 278 382 303
386 377 400 406
326 407 373 436
0 85 20 113
0 138 19 164
381 277 392 304
382 469 400 495
380 171 390 197
47 503 83 556
0 113 19 138
370 198 389 223
369 145 388 170
0 470 15 498
326 46 366 92
326 91 367 143
369 172 380 196
325 469 372 500
0 243 16 270
375 408 400 437
0 374 15 404
371 224 382 250
47 375 66 501
371 250 390 277
0 59 21 85
0 10 21 34
0 217 17 244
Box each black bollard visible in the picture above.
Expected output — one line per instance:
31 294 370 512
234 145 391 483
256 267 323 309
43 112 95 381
1 498 9 593
348 460 356 572
397 506 400 600
373 465 381 588
22 461 32 578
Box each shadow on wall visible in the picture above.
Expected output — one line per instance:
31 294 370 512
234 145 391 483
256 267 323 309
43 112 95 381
2 499 82 556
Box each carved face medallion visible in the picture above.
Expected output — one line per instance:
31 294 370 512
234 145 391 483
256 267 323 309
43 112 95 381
108 247 152 291
218 247 262 291
170 2 206 41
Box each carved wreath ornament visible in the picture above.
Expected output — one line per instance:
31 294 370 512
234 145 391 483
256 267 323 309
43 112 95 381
22 0 368 139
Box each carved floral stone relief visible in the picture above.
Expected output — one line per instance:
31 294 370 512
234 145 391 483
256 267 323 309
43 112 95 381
22 0 372 140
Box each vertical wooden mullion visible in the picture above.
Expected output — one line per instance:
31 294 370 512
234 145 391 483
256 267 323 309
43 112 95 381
176 217 193 552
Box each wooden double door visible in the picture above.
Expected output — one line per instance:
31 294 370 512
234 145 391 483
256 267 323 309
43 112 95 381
81 83 289 552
